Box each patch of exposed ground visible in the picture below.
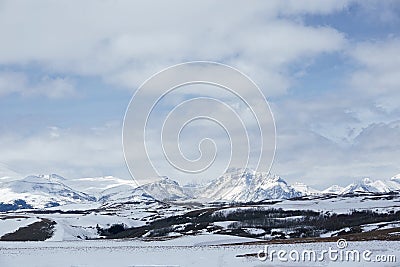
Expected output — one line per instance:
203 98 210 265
0 218 56 241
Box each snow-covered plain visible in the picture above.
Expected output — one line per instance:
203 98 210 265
2 193 400 242
0 237 399 266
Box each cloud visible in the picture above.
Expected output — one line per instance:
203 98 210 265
0 71 27 96
347 38 400 115
0 1 349 96
0 122 129 179
279 0 351 15
0 71 76 98
267 36 400 187
273 120 400 188
350 38 400 91
355 0 400 24
31 76 77 98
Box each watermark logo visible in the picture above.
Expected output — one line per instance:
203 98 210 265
257 239 396 263
336 238 347 249
122 62 276 200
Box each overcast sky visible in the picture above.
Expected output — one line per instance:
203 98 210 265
0 0 399 188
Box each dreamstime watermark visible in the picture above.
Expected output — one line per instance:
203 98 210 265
257 239 396 263
122 61 276 201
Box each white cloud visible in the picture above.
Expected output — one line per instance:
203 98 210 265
355 0 400 24
0 122 129 179
0 71 76 98
267 36 400 187
351 39 400 71
273 120 400 188
348 38 400 114
31 76 77 98
0 71 27 96
0 0 349 96
279 0 351 15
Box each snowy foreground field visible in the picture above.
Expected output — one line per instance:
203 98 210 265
2 194 400 266
0 236 399 267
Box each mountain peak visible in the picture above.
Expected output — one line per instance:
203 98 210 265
266 174 286 184
21 174 66 184
341 177 394 194
322 185 344 194
38 174 66 181
225 167 254 174
292 182 321 195
361 177 372 184
157 176 180 186
197 169 301 202
391 174 400 182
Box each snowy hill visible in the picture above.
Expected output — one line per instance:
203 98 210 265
292 182 321 196
98 185 155 203
391 174 400 183
64 176 137 199
339 177 400 194
99 176 189 202
322 185 344 194
140 177 190 201
0 175 95 209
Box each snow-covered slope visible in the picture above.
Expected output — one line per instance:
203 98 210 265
391 174 400 184
0 174 95 208
340 178 399 194
322 185 344 194
99 185 154 203
199 169 302 202
64 176 137 199
292 182 321 196
99 177 189 202
140 177 190 201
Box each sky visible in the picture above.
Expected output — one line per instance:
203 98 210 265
0 0 399 188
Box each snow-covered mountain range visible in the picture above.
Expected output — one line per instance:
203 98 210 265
1 169 400 209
